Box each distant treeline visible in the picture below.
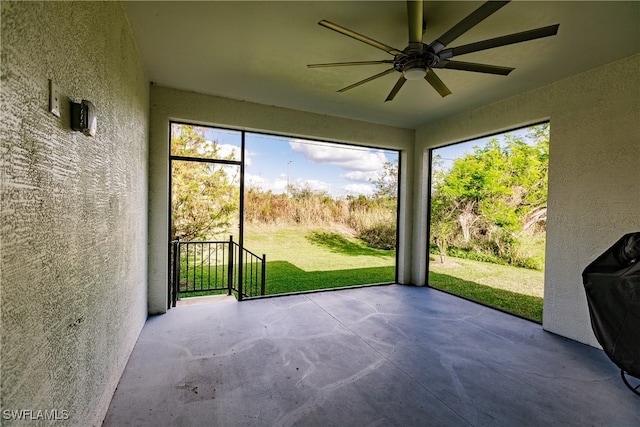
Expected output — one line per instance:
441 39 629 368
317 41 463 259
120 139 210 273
245 186 397 250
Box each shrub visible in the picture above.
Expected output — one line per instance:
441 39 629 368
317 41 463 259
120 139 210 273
447 246 508 265
358 223 396 250
431 240 544 271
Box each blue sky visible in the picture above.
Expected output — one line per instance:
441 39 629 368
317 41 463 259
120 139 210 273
432 126 534 171
197 124 539 197
202 127 398 197
246 133 398 197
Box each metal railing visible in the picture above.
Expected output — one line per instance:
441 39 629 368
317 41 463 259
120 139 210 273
170 236 266 306
233 241 267 300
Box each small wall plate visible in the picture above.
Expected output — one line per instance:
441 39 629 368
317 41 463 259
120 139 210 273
49 79 61 118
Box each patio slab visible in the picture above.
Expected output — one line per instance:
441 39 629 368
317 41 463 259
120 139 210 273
103 285 640 426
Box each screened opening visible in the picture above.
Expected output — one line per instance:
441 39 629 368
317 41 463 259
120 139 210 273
428 123 549 322
244 133 399 295
169 123 244 301
169 122 400 301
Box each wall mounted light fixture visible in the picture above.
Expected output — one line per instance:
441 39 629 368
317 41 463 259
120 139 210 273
70 100 97 136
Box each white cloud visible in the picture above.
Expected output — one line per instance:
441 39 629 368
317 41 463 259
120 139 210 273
245 173 266 189
296 178 331 193
342 170 381 183
245 174 290 194
204 141 250 165
272 178 288 192
243 150 253 167
216 143 244 163
290 140 387 172
343 183 375 196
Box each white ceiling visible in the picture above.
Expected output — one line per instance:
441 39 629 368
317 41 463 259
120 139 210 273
123 1 640 129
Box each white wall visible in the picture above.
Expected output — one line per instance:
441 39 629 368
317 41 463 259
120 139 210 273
415 54 640 346
149 54 640 348
148 86 415 313
1 2 149 425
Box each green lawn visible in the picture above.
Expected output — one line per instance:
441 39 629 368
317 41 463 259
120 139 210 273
428 256 544 298
245 225 395 271
264 261 395 294
245 225 396 294
179 224 544 323
428 256 544 322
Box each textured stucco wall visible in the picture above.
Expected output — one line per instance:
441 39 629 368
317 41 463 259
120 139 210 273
148 86 415 313
415 54 640 346
1 2 149 425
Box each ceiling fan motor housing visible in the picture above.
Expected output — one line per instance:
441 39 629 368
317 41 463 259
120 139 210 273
394 42 438 79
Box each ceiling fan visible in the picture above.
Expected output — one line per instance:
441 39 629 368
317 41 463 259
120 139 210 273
308 0 559 101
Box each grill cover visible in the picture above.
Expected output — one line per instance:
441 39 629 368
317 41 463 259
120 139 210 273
582 232 640 378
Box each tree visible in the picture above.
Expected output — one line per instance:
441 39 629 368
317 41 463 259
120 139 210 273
430 154 464 262
171 125 239 241
371 160 399 199
430 125 549 263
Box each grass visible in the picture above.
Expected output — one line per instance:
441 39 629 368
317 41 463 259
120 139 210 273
246 225 397 293
429 256 544 298
264 261 395 294
306 231 391 257
244 224 395 271
178 224 544 323
428 256 544 322
175 259 229 298
175 225 396 300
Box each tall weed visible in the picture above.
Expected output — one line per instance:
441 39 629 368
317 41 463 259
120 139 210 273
245 188 397 249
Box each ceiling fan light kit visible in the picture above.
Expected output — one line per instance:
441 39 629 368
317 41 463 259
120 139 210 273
403 67 427 80
308 0 559 102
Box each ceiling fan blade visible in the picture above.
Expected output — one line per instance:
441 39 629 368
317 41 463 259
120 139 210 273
337 68 396 93
407 1 423 43
440 24 560 58
319 20 403 56
308 60 394 68
424 69 452 97
435 60 514 75
385 76 407 102
430 1 509 53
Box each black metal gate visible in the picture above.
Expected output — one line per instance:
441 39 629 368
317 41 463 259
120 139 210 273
170 236 266 306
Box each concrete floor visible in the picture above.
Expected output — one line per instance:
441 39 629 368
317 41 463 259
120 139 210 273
103 285 640 426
